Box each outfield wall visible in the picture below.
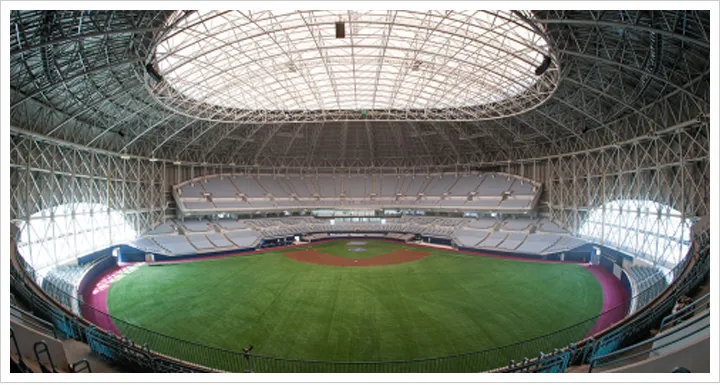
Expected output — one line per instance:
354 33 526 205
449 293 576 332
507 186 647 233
77 256 118 310
115 245 257 263
457 246 589 262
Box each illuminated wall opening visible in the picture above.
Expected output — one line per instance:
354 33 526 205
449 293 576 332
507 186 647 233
17 203 137 271
578 199 692 268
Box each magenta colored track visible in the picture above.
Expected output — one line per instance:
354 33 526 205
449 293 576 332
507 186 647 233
80 265 127 336
583 265 629 338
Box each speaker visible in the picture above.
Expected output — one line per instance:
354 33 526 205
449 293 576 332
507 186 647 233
335 22 345 39
534 55 552 76
146 63 163 83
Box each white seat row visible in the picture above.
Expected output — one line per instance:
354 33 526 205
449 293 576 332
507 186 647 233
134 215 581 257
174 173 541 214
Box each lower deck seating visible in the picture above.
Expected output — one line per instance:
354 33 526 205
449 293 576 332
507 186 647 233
224 231 262 249
514 234 563 254
146 222 176 235
467 218 498 229
215 219 248 230
40 258 109 311
205 233 234 248
131 216 587 257
151 236 197 256
129 238 168 254
629 266 668 308
453 228 490 247
183 221 211 232
186 234 215 250
496 233 527 250
537 219 566 233
543 237 587 254
477 232 508 248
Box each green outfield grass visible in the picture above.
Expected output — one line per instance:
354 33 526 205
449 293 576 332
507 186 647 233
106 241 603 371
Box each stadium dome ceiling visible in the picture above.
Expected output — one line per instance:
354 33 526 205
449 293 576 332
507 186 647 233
150 10 559 121
9 10 710 169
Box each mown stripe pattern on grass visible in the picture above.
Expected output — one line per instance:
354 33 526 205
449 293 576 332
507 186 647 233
107 242 602 369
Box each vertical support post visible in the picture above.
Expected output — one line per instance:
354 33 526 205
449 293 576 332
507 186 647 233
108 155 113 246
679 131 686 266
25 138 33 264
601 151 605 246
161 160 167 221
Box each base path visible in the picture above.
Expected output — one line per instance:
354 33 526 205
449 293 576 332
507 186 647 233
284 249 430 267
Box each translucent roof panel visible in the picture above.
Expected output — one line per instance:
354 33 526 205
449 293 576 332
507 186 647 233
149 10 560 122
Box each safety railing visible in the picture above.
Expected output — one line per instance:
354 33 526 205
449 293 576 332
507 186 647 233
501 349 571 373
33 341 57 373
10 328 32 373
9 223 710 373
585 246 709 365
588 311 710 372
11 304 58 339
659 292 710 332
71 359 92 373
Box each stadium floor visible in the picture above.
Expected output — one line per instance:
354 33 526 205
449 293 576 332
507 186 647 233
82 240 628 368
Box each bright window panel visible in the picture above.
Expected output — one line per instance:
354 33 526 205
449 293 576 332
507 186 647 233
578 200 692 268
17 203 137 271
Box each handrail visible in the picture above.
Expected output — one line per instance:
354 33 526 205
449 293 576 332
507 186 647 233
672 366 691 373
10 329 32 373
71 359 92 373
576 235 706 346
588 312 710 372
11 304 58 339
33 341 57 373
659 292 710 332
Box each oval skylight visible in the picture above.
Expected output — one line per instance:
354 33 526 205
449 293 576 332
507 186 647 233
149 10 559 122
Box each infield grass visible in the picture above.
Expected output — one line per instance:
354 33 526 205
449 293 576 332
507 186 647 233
106 241 603 372
299 239 422 259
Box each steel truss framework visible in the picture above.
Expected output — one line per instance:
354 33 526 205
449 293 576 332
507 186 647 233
7 117 710 268
579 200 691 267
7 10 711 268
9 10 710 168
10 133 167 267
503 121 709 266
147 10 560 122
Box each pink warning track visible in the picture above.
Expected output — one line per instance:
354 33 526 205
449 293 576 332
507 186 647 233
584 265 629 338
80 264 138 336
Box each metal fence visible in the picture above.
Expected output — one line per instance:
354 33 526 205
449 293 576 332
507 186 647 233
10 224 710 373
